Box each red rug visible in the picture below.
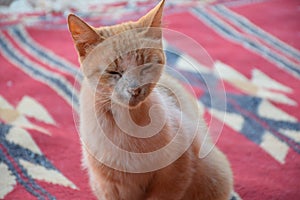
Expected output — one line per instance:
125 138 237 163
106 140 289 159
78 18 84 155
0 0 300 199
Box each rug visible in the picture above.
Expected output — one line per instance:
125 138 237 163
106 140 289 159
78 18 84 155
0 0 299 199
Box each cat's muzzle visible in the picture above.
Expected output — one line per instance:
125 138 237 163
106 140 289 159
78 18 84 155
128 84 150 107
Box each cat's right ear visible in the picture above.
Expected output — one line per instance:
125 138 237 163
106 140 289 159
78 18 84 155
68 14 102 60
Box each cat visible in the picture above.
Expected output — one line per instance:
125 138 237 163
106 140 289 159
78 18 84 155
67 0 233 199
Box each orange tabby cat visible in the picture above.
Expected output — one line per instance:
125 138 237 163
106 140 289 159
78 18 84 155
68 0 233 199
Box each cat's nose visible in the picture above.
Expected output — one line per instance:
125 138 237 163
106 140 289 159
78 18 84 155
128 87 141 97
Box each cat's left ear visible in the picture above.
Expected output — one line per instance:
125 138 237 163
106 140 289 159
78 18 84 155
138 0 165 28
68 14 102 60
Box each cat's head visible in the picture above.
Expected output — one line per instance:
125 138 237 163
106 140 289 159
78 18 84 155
68 0 165 108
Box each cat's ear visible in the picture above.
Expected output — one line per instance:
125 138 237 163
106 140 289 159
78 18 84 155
138 0 165 28
68 14 102 59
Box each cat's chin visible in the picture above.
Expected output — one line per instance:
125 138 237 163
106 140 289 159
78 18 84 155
110 98 145 110
111 92 149 109
128 96 147 108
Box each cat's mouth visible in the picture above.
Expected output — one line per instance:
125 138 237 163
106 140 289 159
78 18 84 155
129 93 146 107
112 84 152 108
128 84 151 107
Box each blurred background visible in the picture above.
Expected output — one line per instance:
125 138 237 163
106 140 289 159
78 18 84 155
0 0 222 33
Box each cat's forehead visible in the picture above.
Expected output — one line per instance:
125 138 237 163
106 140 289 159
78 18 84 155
82 32 163 74
110 49 162 71
90 22 164 71
97 29 163 68
97 22 137 38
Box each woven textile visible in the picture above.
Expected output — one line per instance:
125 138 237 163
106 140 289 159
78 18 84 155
0 0 299 199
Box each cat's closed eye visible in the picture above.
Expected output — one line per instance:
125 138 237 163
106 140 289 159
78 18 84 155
106 70 122 78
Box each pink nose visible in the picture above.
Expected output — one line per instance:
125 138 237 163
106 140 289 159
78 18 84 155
128 87 141 97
